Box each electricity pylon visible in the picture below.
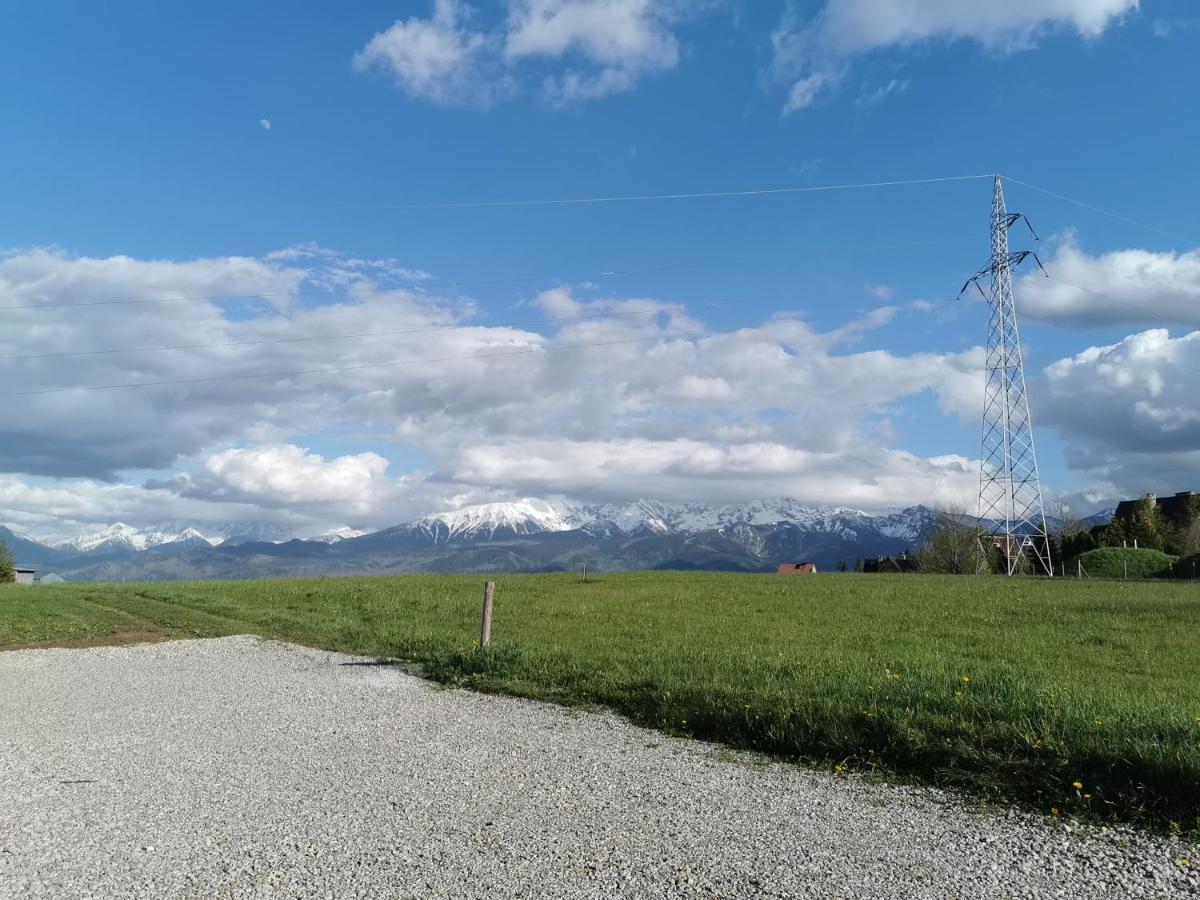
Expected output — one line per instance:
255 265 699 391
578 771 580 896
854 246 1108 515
965 176 1053 576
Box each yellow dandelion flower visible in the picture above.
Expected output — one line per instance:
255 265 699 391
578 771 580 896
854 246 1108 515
1083 793 1091 800
961 675 971 683
834 764 845 774
1176 859 1190 867
1093 720 1103 726
1072 781 1083 790
1050 807 1060 817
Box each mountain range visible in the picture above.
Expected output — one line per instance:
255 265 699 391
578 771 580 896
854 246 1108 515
0 498 1110 583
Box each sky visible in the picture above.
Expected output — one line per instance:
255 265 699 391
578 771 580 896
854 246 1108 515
1 0 1199 543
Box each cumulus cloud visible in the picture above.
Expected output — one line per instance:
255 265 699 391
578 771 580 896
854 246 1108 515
773 0 1138 112
259 118 271 130
352 0 514 108
1040 329 1200 454
0 245 994 534
445 438 979 508
506 0 683 104
1037 328 1200 496
1017 235 1200 328
0 474 288 543
354 0 699 108
202 445 391 510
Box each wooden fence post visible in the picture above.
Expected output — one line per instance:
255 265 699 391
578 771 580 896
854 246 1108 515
480 581 495 648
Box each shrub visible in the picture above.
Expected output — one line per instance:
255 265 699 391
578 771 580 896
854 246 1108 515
1074 547 1175 580
0 539 13 584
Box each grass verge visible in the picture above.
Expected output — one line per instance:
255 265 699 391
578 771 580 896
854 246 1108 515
2 572 1198 832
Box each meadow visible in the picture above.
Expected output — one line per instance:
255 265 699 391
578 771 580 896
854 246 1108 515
2 572 1198 831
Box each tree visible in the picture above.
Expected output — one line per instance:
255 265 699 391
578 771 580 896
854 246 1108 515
1127 493 1165 551
0 538 14 584
1185 515 1200 557
1051 497 1096 563
1049 496 1084 544
915 503 988 575
1161 494 1200 557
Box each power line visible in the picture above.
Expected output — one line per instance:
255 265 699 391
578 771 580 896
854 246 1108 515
272 174 995 210
1017 307 1200 376
1039 273 1200 332
37 174 995 215
954 266 1200 378
1001 175 1198 246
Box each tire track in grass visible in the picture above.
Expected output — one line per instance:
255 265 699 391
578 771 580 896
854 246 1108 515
75 591 254 642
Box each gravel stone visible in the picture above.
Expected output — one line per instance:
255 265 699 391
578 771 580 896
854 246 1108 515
0 636 1196 899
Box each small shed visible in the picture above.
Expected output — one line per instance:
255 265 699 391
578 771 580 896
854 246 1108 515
14 568 37 585
778 563 817 574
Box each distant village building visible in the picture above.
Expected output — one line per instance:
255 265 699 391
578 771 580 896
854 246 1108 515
1114 491 1197 531
778 563 817 574
13 568 36 585
40 573 66 585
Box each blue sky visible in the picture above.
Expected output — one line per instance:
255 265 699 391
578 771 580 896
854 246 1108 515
1 0 1198 541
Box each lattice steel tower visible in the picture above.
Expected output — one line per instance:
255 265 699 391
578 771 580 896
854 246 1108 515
975 175 1053 576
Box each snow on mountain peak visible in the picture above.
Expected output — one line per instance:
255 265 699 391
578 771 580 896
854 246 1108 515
309 526 371 544
416 498 579 539
60 522 220 553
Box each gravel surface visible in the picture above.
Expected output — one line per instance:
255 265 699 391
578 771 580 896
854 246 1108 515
0 636 1195 899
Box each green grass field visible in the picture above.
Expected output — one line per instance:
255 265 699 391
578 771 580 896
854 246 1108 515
2 572 1198 830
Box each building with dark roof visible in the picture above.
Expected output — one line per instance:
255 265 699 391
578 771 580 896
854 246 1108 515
1113 491 1197 530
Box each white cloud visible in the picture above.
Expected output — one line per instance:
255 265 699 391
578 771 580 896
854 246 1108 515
855 77 909 108
355 0 698 108
0 474 292 544
782 71 839 113
259 118 271 130
1041 329 1200 453
352 0 513 108
446 438 979 509
1017 235 1200 328
506 0 682 103
773 0 1137 112
203 445 391 510
0 245 992 532
1037 328 1200 496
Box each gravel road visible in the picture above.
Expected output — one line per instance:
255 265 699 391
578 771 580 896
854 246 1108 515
0 636 1195 899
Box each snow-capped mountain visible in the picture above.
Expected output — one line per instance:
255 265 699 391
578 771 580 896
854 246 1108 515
54 520 306 553
397 497 936 543
411 498 580 541
308 526 372 544
58 523 219 553
4 497 1013 582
